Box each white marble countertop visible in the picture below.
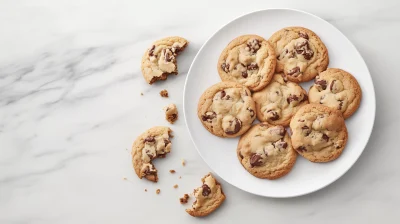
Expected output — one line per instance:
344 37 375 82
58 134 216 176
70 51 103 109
1 0 399 223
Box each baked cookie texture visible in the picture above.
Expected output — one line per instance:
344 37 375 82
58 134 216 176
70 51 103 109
141 36 188 84
237 123 297 179
186 173 225 217
218 35 276 92
309 68 362 119
197 82 256 138
290 104 348 162
131 126 173 182
269 27 329 83
252 74 308 126
164 103 178 124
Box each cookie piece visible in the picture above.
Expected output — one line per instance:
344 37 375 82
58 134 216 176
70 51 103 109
141 36 188 84
131 126 173 182
180 194 190 204
160 89 169 97
253 74 308 126
218 35 276 92
197 82 256 138
186 173 225 217
237 123 296 179
309 68 362 119
290 104 348 162
269 27 329 83
165 104 178 124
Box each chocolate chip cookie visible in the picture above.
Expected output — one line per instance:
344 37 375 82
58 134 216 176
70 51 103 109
290 104 348 162
252 74 308 126
218 35 276 92
269 27 329 83
197 82 256 138
131 126 173 182
141 36 188 84
186 173 225 217
237 123 297 179
309 68 361 119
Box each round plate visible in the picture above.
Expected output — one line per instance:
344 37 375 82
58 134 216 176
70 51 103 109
183 8 375 198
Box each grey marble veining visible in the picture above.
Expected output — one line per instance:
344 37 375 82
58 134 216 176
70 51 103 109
0 0 400 223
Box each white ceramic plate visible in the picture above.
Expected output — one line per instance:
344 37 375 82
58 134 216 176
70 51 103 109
183 9 375 198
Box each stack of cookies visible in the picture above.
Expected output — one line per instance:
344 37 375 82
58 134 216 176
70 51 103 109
197 27 362 179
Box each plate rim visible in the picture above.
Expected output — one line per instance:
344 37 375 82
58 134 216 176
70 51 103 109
182 8 376 198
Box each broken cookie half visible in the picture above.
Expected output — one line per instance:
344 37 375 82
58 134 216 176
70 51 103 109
141 36 188 84
186 173 225 217
131 126 173 182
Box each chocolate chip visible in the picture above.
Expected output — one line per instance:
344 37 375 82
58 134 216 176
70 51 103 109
220 90 226 98
246 39 261 54
302 126 309 130
330 80 336 91
302 126 311 136
299 32 309 39
144 136 155 143
164 139 171 147
315 79 327 90
225 95 231 100
201 184 211 196
247 63 259 70
297 146 307 152
276 140 288 149
221 63 230 73
221 63 230 72
267 110 280 121
338 100 344 110
163 49 174 62
298 119 305 122
225 118 242 135
242 71 248 78
287 94 299 104
148 45 155 56
247 108 255 117
250 154 263 167
287 66 300 76
322 134 329 142
303 51 314 60
320 95 325 104
201 111 217 122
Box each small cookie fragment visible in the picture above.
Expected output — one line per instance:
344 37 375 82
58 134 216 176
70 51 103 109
160 89 169 98
141 36 188 84
186 173 225 217
145 189 147 192
237 123 297 179
174 184 179 189
197 82 256 138
169 169 176 173
131 126 173 182
180 194 190 204
164 104 178 124
309 68 361 119
181 159 186 166
269 27 329 82
290 104 348 162
156 189 161 194
140 92 144 96
218 35 276 91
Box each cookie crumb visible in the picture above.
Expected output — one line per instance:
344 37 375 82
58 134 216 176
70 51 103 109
181 159 186 166
160 89 169 98
179 176 182 179
164 104 178 124
122 177 127 180
140 92 144 96
156 189 161 194
169 169 176 174
145 189 147 192
180 194 190 204
173 184 178 189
